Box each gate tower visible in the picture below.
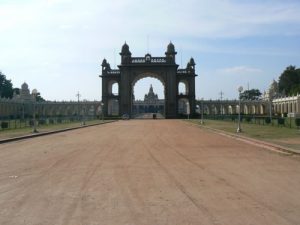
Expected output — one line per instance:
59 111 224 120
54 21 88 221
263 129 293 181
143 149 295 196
100 42 197 118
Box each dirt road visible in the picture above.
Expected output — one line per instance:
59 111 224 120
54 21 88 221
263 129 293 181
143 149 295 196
0 120 299 225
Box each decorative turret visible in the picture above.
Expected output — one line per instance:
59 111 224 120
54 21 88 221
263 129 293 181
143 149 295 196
149 84 154 94
120 42 132 64
165 42 177 63
101 58 111 72
21 82 29 90
121 42 131 55
101 58 107 67
144 84 158 103
20 82 32 101
189 57 195 67
166 42 176 54
186 57 196 72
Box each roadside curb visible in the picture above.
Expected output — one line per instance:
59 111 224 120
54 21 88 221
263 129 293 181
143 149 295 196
188 122 299 155
0 120 117 144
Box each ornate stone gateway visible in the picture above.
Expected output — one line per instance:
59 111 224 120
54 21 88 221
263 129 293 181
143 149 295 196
100 42 197 118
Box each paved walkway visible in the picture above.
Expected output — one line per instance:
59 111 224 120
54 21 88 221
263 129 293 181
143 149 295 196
0 120 299 225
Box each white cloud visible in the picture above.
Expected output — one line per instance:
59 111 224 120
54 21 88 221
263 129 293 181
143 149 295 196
2 0 300 37
217 66 263 75
0 0 299 100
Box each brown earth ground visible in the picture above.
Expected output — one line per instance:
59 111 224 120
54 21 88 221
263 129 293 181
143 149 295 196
0 120 300 225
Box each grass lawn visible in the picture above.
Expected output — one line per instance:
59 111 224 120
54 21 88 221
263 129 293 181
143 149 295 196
188 119 300 151
0 120 109 140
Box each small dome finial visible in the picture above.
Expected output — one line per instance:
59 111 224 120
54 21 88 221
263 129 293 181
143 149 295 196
166 41 177 55
21 82 29 90
121 42 131 55
189 57 195 66
101 58 107 66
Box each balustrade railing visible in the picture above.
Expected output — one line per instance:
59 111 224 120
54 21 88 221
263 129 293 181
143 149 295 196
177 69 188 74
107 69 120 75
131 57 167 64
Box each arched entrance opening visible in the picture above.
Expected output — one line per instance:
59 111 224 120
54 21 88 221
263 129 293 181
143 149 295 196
178 98 190 115
244 105 249 114
178 81 189 95
108 81 119 96
260 104 265 114
108 99 119 116
131 75 165 119
228 105 234 114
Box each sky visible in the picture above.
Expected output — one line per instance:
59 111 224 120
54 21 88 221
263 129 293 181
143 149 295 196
1 0 300 101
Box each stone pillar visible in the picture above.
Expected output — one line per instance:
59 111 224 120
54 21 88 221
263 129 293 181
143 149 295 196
165 68 177 118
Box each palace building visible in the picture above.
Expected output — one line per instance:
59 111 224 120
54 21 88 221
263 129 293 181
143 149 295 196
0 82 102 119
132 85 164 115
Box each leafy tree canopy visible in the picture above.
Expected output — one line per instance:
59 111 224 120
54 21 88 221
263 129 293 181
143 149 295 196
0 70 46 100
240 89 262 100
278 66 300 96
36 92 46 102
0 71 13 98
13 88 20 95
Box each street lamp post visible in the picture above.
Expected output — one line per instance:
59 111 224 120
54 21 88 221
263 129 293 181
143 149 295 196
21 101 25 120
101 102 104 122
82 103 86 126
196 104 200 122
201 98 204 124
237 86 243 133
32 89 38 133
76 91 81 122
268 90 273 123
269 99 272 123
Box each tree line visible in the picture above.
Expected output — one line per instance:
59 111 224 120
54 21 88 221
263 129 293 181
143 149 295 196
0 71 45 101
278 66 300 96
240 65 300 100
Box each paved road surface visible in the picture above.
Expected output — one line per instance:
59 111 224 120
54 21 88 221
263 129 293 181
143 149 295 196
132 113 164 119
0 120 299 225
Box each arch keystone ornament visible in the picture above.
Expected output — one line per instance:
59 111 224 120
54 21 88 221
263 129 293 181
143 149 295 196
100 42 197 118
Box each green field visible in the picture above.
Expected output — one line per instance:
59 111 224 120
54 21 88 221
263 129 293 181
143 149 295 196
188 119 300 151
0 120 109 140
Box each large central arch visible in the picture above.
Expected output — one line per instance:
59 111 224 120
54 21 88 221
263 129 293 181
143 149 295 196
100 42 197 119
132 73 166 118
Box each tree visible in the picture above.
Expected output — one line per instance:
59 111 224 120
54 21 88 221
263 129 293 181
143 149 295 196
0 71 13 98
278 66 300 96
240 89 262 100
13 88 20 95
36 92 46 102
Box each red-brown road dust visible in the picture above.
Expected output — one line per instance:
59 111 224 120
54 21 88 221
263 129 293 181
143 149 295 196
0 120 300 225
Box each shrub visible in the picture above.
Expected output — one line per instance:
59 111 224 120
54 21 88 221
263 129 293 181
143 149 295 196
29 120 34 126
277 118 285 125
295 118 300 127
245 117 251 122
265 117 271 124
39 119 46 125
1 122 9 129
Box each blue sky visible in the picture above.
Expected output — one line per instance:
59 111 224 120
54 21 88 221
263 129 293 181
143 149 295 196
0 0 300 101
